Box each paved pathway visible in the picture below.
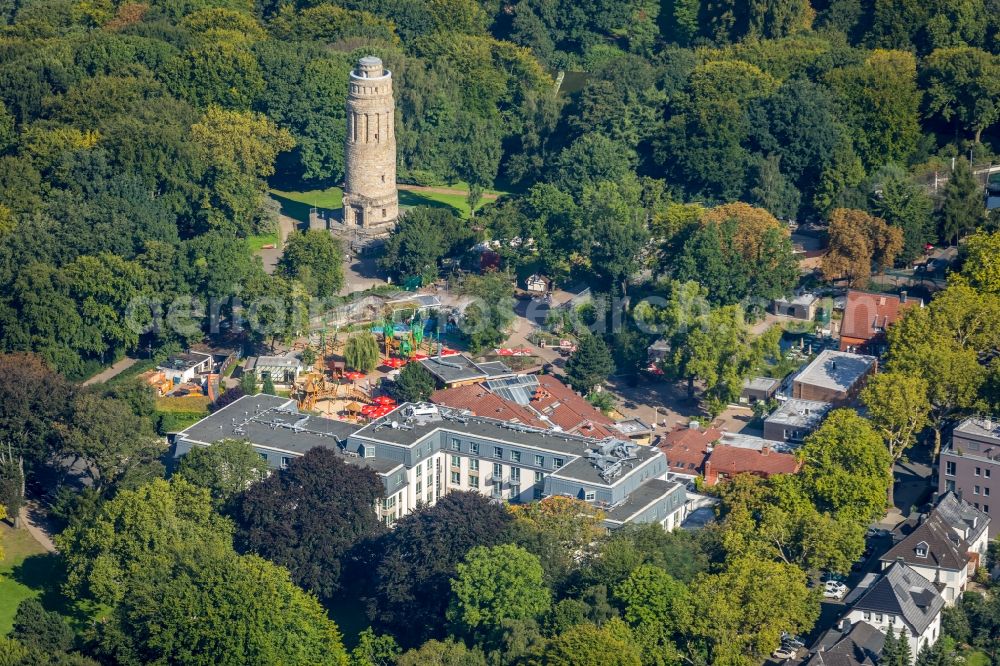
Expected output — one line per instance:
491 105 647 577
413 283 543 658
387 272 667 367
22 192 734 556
81 356 137 386
18 503 56 553
260 214 299 274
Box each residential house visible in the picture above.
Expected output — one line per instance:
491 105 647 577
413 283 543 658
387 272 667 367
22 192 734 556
763 399 832 443
791 350 877 406
934 491 990 563
841 562 944 662
839 290 921 355
802 621 886 666
939 416 1000 536
657 424 721 478
702 442 800 486
877 492 990 606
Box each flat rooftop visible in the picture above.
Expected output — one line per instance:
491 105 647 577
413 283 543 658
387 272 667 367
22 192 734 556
604 478 682 524
159 351 212 371
418 354 512 384
176 394 399 474
954 416 1000 443
718 431 795 453
765 399 832 428
775 293 818 306
743 376 780 392
794 349 876 392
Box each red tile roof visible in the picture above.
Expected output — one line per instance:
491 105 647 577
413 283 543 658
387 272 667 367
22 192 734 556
704 445 800 485
656 425 722 475
430 384 547 428
430 374 618 438
840 290 921 345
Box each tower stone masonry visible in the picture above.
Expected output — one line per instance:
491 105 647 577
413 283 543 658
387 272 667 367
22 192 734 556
343 55 398 234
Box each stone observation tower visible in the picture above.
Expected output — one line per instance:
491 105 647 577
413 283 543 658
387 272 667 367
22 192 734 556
343 56 398 234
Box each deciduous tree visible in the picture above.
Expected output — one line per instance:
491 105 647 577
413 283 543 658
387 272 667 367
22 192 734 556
175 438 268 508
278 230 345 298
822 208 904 286
231 447 385 600
861 372 931 506
448 544 551 637
923 47 1000 143
798 409 892 524
57 477 234 606
345 332 381 373
366 492 514 645
685 555 818 666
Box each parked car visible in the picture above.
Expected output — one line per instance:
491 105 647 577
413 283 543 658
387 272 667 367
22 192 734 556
823 581 848 599
772 646 797 660
781 632 805 650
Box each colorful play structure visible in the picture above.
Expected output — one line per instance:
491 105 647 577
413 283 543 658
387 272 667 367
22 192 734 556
292 314 463 418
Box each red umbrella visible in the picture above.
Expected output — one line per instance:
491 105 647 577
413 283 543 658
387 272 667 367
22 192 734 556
344 371 365 381
516 348 533 355
497 348 514 356
412 353 428 360
373 395 396 406
373 406 393 418
360 404 377 416
441 348 458 356
382 357 407 369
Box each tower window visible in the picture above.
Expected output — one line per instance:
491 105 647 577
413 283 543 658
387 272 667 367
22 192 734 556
382 208 387 218
381 174 386 183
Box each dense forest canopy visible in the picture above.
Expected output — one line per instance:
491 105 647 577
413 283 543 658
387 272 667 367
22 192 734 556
0 0 997 375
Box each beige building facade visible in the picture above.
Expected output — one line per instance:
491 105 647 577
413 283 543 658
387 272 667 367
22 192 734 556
343 56 398 234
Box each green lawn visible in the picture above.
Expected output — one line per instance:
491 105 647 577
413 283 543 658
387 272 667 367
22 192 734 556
247 231 280 252
0 523 51 634
270 186 344 224
962 650 989 666
270 183 503 222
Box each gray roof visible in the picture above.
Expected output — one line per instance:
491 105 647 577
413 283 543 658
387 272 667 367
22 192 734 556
850 562 944 635
603 478 683 524
485 375 539 405
765 399 832 428
743 376 780 392
548 444 662 486
804 621 884 666
880 512 968 571
418 354 512 384
253 355 302 369
176 394 399 474
934 491 990 545
954 416 1000 444
158 351 212 372
352 404 592 455
775 293 818 307
794 350 876 392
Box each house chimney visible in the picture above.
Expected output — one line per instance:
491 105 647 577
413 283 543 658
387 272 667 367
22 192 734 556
900 290 908 303
831 360 837 371
762 446 770 456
